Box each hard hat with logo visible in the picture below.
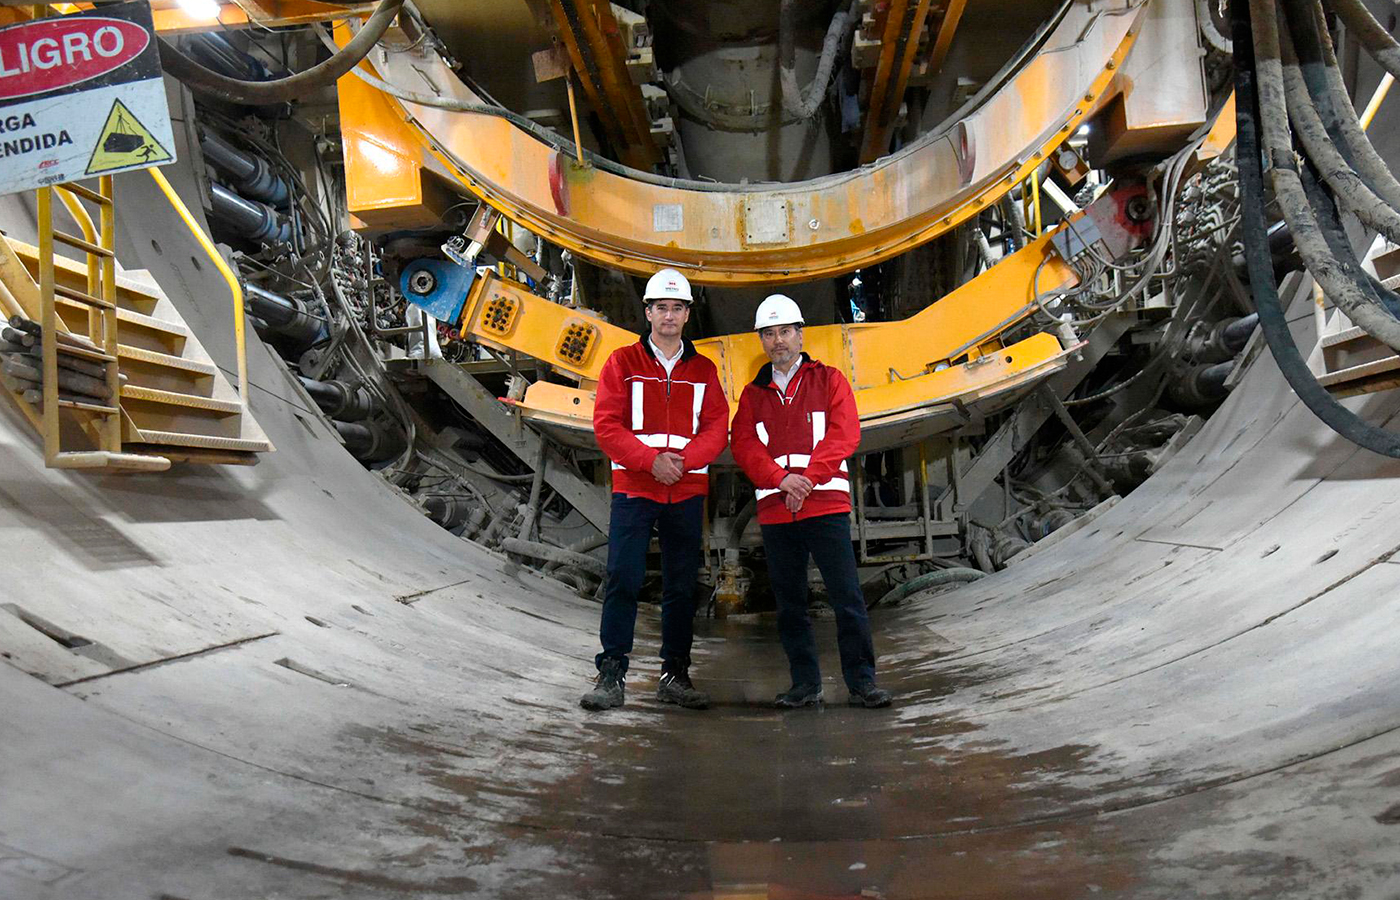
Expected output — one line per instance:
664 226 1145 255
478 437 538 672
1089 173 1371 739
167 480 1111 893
643 267 693 304
754 294 805 331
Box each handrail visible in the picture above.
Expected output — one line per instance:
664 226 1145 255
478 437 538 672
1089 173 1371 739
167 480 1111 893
147 167 249 409
1360 73 1395 131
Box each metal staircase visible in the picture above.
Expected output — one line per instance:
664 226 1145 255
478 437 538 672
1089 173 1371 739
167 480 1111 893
0 178 273 468
1310 247 1400 399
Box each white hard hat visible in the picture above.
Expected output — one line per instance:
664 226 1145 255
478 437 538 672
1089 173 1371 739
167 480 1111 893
754 294 805 331
643 268 693 303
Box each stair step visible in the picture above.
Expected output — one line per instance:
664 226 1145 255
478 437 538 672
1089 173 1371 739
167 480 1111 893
56 296 187 349
118 345 217 377
121 444 261 466
1321 325 1372 349
47 450 171 472
121 385 243 416
9 239 160 315
128 429 272 453
1317 355 1400 388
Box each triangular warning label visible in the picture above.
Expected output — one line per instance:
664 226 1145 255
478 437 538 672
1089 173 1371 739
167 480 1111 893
86 99 173 176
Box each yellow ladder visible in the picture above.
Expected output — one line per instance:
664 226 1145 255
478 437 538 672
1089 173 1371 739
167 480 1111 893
28 179 167 472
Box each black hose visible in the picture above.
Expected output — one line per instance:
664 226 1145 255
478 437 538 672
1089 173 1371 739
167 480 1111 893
1223 312 1261 350
500 538 607 578
1297 155 1400 320
543 532 608 573
728 499 757 546
874 567 987 609
1278 0 1400 232
1249 0 1400 352
1322 0 1400 80
1305 1 1400 212
1199 0 1235 53
779 0 857 119
1277 12 1400 244
778 0 799 109
159 0 405 105
1234 0 1400 458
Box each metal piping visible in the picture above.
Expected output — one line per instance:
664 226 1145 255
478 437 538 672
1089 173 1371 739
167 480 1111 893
298 377 376 422
209 184 291 246
199 131 291 207
333 420 408 463
246 284 321 346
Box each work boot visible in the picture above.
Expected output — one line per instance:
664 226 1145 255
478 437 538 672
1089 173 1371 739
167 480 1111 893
580 658 626 711
774 683 824 708
848 682 893 708
656 665 710 710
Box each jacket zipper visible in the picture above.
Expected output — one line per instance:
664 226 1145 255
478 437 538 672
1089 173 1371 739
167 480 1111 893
662 355 673 503
770 367 803 521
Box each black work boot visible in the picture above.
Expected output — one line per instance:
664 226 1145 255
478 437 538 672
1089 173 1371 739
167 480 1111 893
580 658 626 711
656 664 710 710
774 683 824 708
848 682 893 708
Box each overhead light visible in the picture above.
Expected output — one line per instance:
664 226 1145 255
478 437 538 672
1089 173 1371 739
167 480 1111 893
1076 124 1091 137
177 0 222 20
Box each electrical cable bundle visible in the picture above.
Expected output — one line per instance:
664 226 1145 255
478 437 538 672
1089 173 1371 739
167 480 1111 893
1034 135 1207 328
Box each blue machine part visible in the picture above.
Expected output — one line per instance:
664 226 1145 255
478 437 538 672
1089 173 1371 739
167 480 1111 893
399 258 475 325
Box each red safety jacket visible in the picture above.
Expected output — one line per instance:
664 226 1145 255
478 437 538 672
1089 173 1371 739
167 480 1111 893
593 335 729 503
731 354 861 525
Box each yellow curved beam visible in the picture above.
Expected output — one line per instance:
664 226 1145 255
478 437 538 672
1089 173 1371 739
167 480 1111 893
339 3 1146 286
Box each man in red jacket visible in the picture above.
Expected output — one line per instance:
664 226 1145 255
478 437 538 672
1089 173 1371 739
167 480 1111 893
581 268 729 712
730 294 892 709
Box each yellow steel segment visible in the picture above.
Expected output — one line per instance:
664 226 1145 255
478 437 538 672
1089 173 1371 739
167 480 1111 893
341 4 1147 285
338 65 433 226
512 331 1068 433
927 0 968 76
462 225 1077 406
859 0 936 164
546 0 660 171
1198 91 1237 161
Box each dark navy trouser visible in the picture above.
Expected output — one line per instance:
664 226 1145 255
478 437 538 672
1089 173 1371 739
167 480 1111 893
596 493 703 674
760 512 876 692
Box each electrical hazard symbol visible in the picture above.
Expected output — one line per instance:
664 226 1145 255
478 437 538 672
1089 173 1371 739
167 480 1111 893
85 98 171 175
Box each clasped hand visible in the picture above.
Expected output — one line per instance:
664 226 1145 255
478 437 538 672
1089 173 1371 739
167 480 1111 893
779 473 813 513
651 451 686 485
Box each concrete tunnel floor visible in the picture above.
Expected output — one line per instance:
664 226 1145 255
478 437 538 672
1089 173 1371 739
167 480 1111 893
6 181 1400 898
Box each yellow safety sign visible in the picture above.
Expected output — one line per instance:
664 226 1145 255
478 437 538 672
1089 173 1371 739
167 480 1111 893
85 97 171 176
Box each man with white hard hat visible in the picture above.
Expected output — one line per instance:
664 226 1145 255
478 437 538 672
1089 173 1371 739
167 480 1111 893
730 294 892 709
581 267 729 712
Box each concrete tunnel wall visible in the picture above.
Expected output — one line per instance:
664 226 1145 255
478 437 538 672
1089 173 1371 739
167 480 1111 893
4 157 1400 899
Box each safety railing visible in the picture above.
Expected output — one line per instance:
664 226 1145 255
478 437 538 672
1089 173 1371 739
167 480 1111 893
146 168 250 411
